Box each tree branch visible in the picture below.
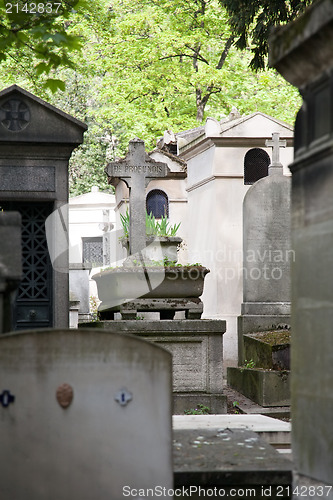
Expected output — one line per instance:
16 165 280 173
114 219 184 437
216 35 235 70
159 52 209 65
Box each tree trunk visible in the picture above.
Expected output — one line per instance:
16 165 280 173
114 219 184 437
196 88 205 121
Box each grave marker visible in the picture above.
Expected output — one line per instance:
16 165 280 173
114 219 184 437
237 133 292 363
0 328 173 498
105 138 169 255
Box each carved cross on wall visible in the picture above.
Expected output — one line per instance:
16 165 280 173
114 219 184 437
0 99 30 132
105 138 169 256
265 132 287 168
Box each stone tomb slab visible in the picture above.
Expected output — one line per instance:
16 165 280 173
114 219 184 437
173 427 292 498
0 329 173 500
173 414 291 452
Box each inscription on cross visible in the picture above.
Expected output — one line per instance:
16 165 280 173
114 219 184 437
265 132 287 173
105 138 169 256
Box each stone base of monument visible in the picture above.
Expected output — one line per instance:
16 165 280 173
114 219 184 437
100 297 203 320
243 330 290 370
238 313 290 365
230 327 291 407
80 319 227 414
227 367 290 407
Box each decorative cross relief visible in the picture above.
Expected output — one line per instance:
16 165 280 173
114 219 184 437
265 132 287 169
105 138 169 256
0 99 30 132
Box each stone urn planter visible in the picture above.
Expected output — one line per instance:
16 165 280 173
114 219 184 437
92 264 210 319
121 236 183 262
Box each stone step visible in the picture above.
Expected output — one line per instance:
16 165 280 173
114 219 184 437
173 414 291 456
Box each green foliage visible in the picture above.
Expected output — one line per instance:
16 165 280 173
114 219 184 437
222 0 313 70
89 295 99 321
120 210 130 239
232 401 240 414
47 71 119 196
184 404 211 415
242 359 256 370
93 0 301 149
0 0 90 91
120 208 181 238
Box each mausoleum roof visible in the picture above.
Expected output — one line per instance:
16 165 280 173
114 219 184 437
178 111 293 156
0 85 87 129
0 84 87 145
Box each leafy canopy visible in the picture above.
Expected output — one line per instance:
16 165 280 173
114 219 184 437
0 0 88 91
222 0 313 70
95 0 301 147
0 0 304 195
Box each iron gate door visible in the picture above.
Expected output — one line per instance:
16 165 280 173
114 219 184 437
1 202 53 330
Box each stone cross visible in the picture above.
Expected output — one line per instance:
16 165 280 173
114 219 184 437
105 138 169 256
265 132 287 171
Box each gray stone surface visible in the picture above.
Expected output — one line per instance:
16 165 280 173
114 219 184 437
0 85 86 330
270 0 333 491
173 428 292 498
0 328 173 499
269 0 333 89
173 414 291 452
69 264 92 318
80 319 227 414
244 331 290 371
0 165 55 191
105 138 169 255
242 166 291 306
228 367 290 407
0 211 22 333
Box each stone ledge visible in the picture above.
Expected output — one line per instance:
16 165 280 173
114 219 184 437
80 319 226 335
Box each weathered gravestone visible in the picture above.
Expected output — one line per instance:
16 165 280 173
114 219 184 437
237 133 292 363
270 0 333 495
0 329 173 499
228 133 292 408
105 137 170 256
0 85 86 330
0 211 22 333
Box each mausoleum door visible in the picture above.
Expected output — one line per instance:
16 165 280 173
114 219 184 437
1 201 53 330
